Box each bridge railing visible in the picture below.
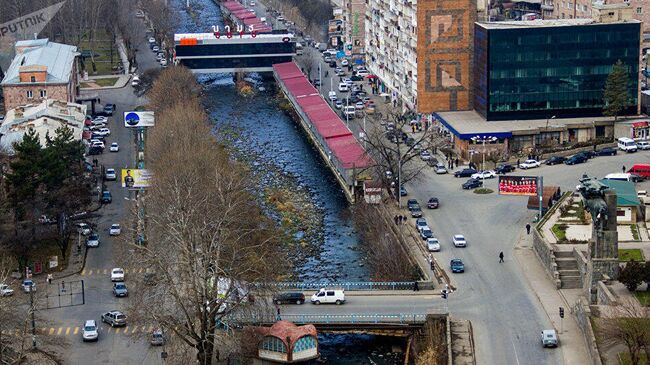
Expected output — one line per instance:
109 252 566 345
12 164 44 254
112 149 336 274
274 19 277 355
252 281 417 291
224 313 429 325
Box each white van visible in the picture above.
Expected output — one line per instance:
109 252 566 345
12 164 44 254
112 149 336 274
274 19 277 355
604 173 632 182
618 137 638 152
311 288 345 305
338 82 349 92
343 106 356 118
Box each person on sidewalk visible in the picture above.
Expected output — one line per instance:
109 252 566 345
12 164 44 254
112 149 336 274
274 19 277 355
47 274 52 285
413 281 419 291
455 158 459 167
499 252 504 263
394 215 399 225
526 223 531 234
622 165 626 173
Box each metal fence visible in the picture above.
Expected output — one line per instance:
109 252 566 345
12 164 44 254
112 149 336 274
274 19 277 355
254 281 417 291
41 280 85 309
227 313 429 325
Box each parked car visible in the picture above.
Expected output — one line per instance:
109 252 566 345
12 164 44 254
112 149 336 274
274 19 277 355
109 224 121 236
407 199 419 210
400 185 408 196
434 163 448 174
454 168 477 178
86 233 100 247
519 159 541 169
21 280 35 293
545 156 566 165
450 259 465 273
420 150 432 161
101 310 127 327
101 191 112 203
350 75 363 81
77 223 91 235
471 170 496 180
637 141 650 150
595 147 618 156
541 329 558 348
341 59 349 66
111 268 125 282
427 197 440 209
82 320 99 342
109 142 119 152
427 238 441 252
273 292 305 305
338 83 349 92
131 75 140 87
452 234 467 247
410 206 423 218
415 218 428 231
420 227 433 240
310 288 345 305
462 178 483 189
113 282 128 297
495 164 515 174
564 154 587 165
575 151 596 160
334 100 343 109
0 284 14 296
105 169 117 181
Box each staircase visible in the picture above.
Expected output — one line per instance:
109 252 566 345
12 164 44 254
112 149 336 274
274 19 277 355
555 251 582 289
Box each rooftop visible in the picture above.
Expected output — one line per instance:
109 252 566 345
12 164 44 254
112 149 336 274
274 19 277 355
476 18 639 29
1 39 78 85
598 179 641 206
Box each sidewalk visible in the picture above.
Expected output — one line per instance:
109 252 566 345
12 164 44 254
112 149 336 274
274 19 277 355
80 74 131 90
514 229 591 365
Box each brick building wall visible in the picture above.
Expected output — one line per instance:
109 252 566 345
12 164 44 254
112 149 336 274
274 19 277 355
416 0 476 113
605 0 650 41
2 84 69 111
553 0 593 19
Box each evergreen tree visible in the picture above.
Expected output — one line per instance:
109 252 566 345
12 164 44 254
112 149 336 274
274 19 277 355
619 260 644 292
603 60 633 120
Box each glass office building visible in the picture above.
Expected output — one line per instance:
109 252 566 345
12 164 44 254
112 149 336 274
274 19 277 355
473 20 640 121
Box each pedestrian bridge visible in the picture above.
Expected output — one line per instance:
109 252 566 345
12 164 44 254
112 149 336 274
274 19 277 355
255 281 419 291
174 31 296 73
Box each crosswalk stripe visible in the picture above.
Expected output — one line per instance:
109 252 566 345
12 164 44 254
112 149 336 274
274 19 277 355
57 327 62 335
131 326 137 334
74 327 79 335
141 326 147 333
115 328 121 334
65 327 70 335
88 270 93 276
81 270 86 276
123 327 129 334
103 269 107 275
49 328 54 335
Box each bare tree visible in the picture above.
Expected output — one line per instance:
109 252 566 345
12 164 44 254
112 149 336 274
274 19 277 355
298 51 318 81
121 67 287 364
362 106 448 200
599 298 650 365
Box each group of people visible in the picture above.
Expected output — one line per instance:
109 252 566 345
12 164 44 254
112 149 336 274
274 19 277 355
393 215 407 225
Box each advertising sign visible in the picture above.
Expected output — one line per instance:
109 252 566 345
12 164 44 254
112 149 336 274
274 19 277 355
121 169 153 188
124 111 155 127
498 176 538 196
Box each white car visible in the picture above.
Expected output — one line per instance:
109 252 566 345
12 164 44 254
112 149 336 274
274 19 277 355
148 37 156 44
342 78 353 86
131 75 140 87
356 69 369 77
82 320 99 342
111 268 125 282
160 58 168 67
21 280 35 293
471 170 496 179
77 223 91 235
355 101 364 110
91 141 105 149
92 116 107 123
109 142 119 152
311 288 345 305
420 151 432 161
341 59 349 66
637 141 650 150
427 238 441 252
338 82 349 92
105 168 117 181
0 284 14 296
452 234 467 247
86 233 100 247
519 159 541 169
110 224 121 236
95 128 110 136
89 123 106 130
328 91 337 101
152 45 160 52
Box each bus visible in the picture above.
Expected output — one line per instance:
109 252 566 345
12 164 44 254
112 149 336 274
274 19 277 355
628 164 650 178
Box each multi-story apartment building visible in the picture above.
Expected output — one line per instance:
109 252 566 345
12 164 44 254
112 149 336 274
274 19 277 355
552 0 593 19
365 0 476 113
342 0 366 58
602 0 650 44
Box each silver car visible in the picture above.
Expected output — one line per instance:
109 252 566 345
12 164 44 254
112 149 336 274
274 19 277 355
101 310 127 327
542 329 558 347
434 163 447 174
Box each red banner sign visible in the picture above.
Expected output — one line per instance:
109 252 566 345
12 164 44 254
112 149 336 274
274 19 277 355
498 176 538 196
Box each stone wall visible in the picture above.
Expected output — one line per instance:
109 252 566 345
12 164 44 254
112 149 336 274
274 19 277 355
596 281 618 306
532 228 561 288
573 300 604 365
573 248 589 290
2 83 70 111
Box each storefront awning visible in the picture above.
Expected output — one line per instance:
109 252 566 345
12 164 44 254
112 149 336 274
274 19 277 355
633 122 648 128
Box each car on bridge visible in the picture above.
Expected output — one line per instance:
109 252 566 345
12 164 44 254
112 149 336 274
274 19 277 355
273 292 305 305
452 235 467 247
450 259 465 273
311 288 345 305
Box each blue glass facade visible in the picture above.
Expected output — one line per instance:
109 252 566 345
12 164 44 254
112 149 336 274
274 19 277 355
473 22 640 121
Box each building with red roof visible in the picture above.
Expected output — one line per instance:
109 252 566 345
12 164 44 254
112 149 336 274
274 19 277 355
256 321 319 363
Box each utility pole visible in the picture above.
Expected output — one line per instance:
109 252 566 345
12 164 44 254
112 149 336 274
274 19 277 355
318 62 322 93
29 282 36 349
538 176 544 222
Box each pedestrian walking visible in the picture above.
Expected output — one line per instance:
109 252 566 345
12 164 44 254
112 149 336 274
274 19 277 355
526 223 531 234
325 70 329 77
622 165 626 173
47 274 52 285
499 252 504 263
455 158 459 167
413 281 419 291
275 304 281 321
61 280 66 292
517 158 520 167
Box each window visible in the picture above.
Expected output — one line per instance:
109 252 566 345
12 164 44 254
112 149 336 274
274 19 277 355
637 7 643 13
260 337 287 353
30 76 36 82
26 90 33 99
39 89 47 98
293 336 317 352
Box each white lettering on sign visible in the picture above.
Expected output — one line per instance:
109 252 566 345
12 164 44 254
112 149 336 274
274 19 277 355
211 25 259 38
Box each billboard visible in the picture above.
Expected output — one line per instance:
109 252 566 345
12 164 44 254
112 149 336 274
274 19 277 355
498 176 538 196
124 111 155 127
121 169 152 188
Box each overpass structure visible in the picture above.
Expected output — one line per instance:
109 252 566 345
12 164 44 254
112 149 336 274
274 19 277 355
174 32 296 73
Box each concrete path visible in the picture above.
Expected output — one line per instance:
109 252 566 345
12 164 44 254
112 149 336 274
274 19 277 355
80 74 131 90
515 230 591 365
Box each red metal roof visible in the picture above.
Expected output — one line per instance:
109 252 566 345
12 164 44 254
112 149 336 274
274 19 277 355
272 61 372 169
243 17 261 25
232 10 256 19
223 1 245 11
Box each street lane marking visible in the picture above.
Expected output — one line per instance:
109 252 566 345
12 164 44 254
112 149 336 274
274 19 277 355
88 270 93 276
81 270 86 276
123 327 129 334
65 327 70 335
57 327 62 335
48 328 54 335
103 269 107 275
115 328 120 334
73 327 79 335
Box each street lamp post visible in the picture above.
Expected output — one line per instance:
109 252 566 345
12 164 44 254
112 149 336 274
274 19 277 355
470 135 498 172
545 115 556 131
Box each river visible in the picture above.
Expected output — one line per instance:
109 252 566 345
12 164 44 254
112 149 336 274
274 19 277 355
170 1 403 363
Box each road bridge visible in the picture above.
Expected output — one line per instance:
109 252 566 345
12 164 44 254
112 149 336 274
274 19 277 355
174 31 296 73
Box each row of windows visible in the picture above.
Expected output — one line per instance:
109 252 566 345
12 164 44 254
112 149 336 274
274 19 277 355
259 336 317 353
490 27 640 46
175 42 295 57
179 56 293 69
490 66 638 79
489 49 635 63
25 90 47 98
